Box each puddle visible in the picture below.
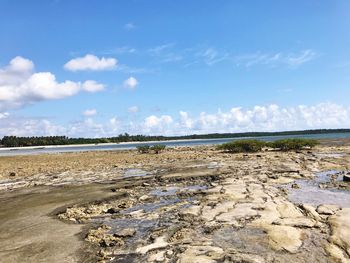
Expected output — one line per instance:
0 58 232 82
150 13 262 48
315 153 346 158
120 198 181 214
150 185 208 197
288 170 350 207
208 162 221 169
184 162 222 169
0 180 27 190
123 169 150 178
105 218 157 247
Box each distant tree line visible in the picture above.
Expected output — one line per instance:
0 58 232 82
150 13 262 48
1 129 350 148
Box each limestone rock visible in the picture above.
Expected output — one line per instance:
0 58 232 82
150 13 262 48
277 202 304 218
136 236 168 254
328 208 350 256
114 228 136 238
177 246 224 263
180 205 201 218
316 205 340 215
266 225 303 253
272 217 316 228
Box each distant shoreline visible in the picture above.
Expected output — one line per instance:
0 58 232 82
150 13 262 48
1 129 350 151
0 138 225 151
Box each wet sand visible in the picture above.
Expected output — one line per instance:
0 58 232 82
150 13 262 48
0 140 349 262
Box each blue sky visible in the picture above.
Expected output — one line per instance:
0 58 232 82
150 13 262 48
1 0 350 137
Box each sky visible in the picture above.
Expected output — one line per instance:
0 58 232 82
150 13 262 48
0 0 350 137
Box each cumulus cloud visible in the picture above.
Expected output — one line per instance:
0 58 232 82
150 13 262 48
82 80 105 92
64 54 117 71
0 56 105 111
123 77 139 90
128 106 139 113
175 103 349 134
1 103 350 138
143 115 173 134
0 117 66 137
82 109 97 117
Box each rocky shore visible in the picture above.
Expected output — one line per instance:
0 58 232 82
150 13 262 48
0 140 349 262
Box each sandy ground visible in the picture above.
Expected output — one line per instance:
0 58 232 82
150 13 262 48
0 140 349 262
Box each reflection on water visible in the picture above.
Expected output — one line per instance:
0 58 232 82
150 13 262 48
288 170 350 207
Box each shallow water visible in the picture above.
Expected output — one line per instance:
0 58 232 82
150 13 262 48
315 153 346 158
121 198 181 214
288 170 350 207
123 168 150 178
2 132 350 156
150 185 208 197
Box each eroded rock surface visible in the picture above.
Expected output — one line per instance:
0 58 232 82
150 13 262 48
0 142 350 262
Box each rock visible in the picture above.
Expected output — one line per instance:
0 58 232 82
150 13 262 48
86 225 124 247
166 249 174 257
291 183 300 189
136 236 168 254
266 225 303 253
216 203 258 223
268 174 279 179
272 217 316 228
180 205 201 217
318 183 327 189
114 228 136 238
328 208 350 256
177 246 224 263
139 195 151 201
148 251 165 262
316 205 339 215
324 242 349 263
106 208 120 214
300 204 322 222
343 174 350 182
201 201 235 221
277 202 304 218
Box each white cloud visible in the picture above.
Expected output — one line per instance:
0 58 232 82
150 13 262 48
148 43 175 54
179 111 193 129
128 106 139 113
0 56 105 111
82 109 97 117
143 115 173 134
0 117 67 137
235 49 317 68
82 80 105 92
0 112 9 119
103 46 137 55
64 54 117 71
148 43 183 64
123 77 139 90
198 48 230 66
1 103 350 138
124 22 136 30
174 103 349 134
